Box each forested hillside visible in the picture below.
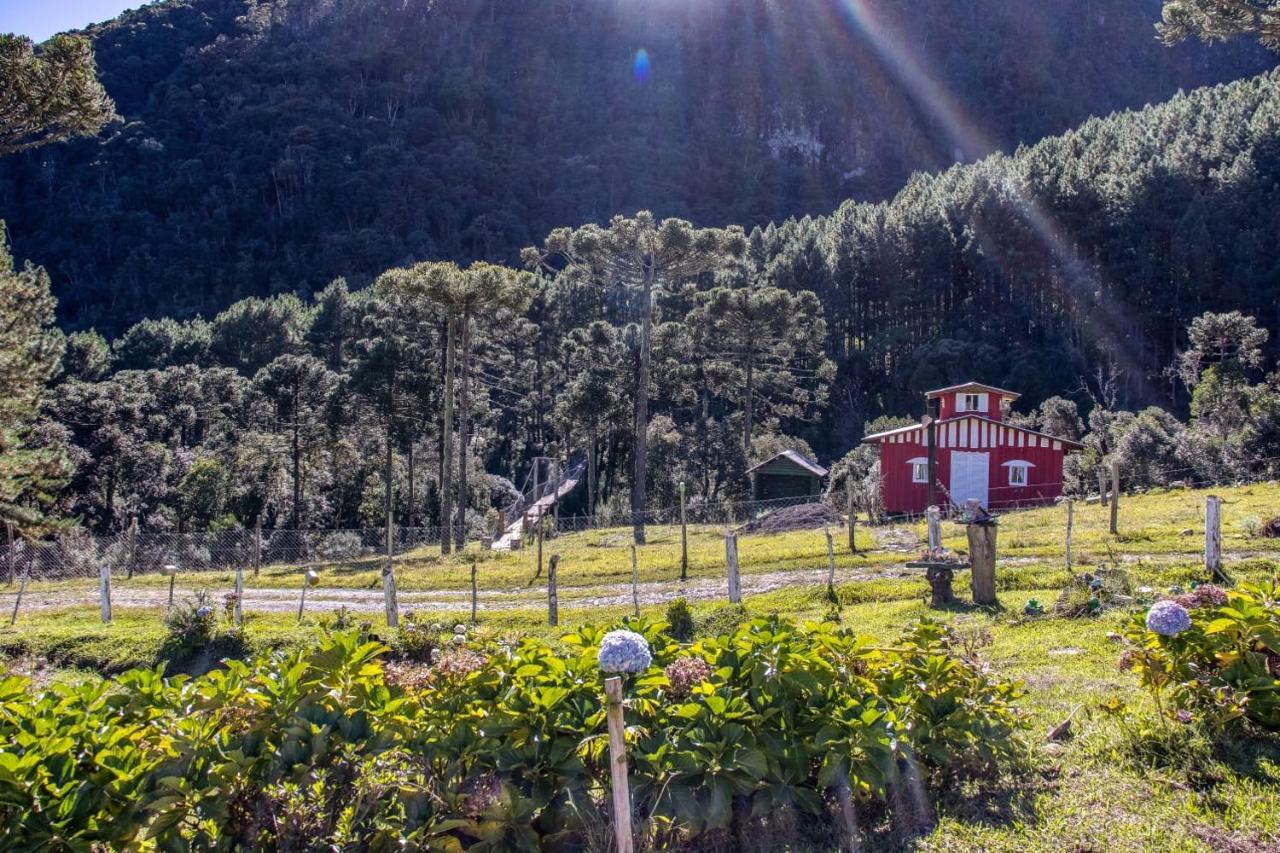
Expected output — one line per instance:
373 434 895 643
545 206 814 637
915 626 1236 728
17 68 1280 538
0 0 1272 328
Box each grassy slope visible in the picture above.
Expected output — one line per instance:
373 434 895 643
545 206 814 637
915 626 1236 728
4 482 1280 851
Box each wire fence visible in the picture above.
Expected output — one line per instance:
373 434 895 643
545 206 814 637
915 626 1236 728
0 494 829 582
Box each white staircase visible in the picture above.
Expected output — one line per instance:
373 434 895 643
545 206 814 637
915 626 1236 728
492 457 585 551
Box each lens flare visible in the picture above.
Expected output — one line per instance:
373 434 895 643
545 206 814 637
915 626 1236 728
632 48 651 84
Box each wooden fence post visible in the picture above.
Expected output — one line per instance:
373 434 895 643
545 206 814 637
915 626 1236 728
967 522 998 606
9 571 26 626
679 481 688 581
926 505 942 551
99 563 112 623
824 526 837 595
299 570 318 621
604 676 635 853
548 554 559 627
470 562 478 623
4 520 13 585
846 485 858 555
1064 500 1074 575
1098 466 1109 507
253 519 262 578
1205 495 1227 584
384 502 399 628
630 545 640 617
1109 460 1120 535
126 516 138 580
725 532 741 604
234 563 244 626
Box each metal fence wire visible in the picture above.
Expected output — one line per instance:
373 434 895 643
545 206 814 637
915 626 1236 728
1 494 832 581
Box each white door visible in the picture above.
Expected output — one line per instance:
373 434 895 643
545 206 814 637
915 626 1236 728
950 451 990 509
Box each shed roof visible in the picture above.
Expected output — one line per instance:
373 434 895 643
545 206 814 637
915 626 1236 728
745 450 829 478
925 381 1021 401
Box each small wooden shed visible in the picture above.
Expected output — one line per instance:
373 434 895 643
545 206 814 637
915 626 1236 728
747 451 828 501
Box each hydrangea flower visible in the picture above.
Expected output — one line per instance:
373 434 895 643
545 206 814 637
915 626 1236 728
454 624 468 634
451 633 466 646
195 605 213 619
664 656 713 700
1174 584 1228 609
597 629 652 673
1146 601 1192 637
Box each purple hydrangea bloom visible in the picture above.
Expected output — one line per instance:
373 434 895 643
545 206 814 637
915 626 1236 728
1146 601 1192 637
597 630 653 674
195 606 213 619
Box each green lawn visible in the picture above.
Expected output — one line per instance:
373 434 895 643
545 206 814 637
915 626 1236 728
3 482 1280 850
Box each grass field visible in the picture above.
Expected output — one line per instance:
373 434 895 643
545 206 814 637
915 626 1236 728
3 482 1280 850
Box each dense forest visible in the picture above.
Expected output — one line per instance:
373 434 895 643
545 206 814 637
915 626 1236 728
4 0 1280 540
4 66 1278 540
0 0 1273 328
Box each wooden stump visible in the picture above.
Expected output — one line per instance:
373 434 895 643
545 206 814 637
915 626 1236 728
967 522 998 605
604 677 635 853
926 565 955 607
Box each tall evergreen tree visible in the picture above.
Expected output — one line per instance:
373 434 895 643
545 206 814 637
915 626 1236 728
0 34 116 155
525 212 746 543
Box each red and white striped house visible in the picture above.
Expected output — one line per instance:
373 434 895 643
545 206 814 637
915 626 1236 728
862 382 1082 515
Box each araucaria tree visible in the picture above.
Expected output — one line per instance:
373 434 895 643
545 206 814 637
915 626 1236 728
687 285 835 457
525 213 747 544
0 34 116 155
379 261 533 552
1160 0 1280 51
0 227 69 534
251 354 337 529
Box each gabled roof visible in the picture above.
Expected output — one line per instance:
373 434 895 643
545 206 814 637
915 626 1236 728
861 413 1084 450
746 450 829 478
925 381 1021 401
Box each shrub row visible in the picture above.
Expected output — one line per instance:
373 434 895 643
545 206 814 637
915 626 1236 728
0 615 1025 850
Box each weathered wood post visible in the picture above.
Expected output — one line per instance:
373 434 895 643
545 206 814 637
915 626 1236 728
1109 460 1120 535
536 521 544 579
604 676 635 853
470 562 478 623
1205 495 1226 583
926 505 942 551
234 563 244 626
1098 466 1109 507
99 563 112 623
126 516 138 580
163 563 178 611
253 519 262 578
548 554 559 626
4 520 14 585
967 520 998 606
298 569 318 621
846 485 858 555
725 531 741 604
679 481 689 581
382 518 399 629
630 545 640 617
824 525 837 595
1064 499 1074 575
9 571 26 626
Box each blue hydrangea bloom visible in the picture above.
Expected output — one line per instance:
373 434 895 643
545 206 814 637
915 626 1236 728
597 630 652 674
1146 601 1192 637
195 606 213 619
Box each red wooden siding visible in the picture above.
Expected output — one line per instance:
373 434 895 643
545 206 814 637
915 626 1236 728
875 416 1070 514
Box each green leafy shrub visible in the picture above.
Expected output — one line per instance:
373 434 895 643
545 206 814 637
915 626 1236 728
0 616 1026 849
162 590 218 657
665 597 695 641
1121 582 1280 729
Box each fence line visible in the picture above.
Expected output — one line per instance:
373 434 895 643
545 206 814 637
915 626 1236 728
2 493 829 581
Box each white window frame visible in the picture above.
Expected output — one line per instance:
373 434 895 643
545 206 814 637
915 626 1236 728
907 457 928 484
962 393 981 412
1003 459 1033 487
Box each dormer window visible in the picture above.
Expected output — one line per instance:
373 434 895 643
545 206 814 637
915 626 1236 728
964 393 981 411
